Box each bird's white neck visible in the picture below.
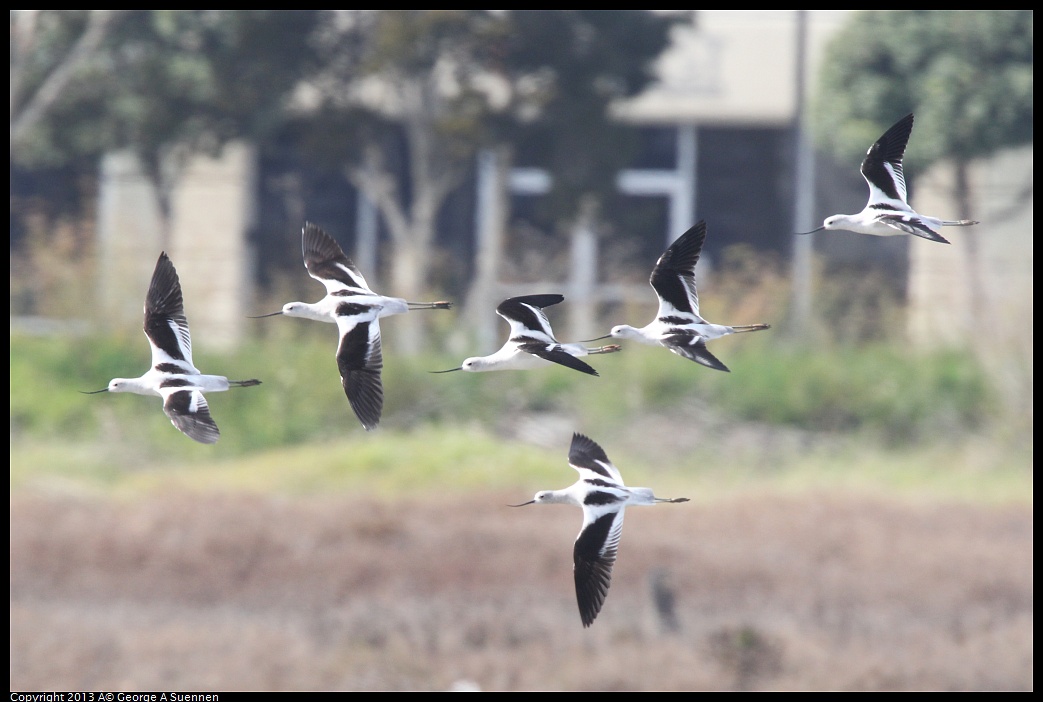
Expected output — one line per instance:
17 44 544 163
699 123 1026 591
283 302 335 323
613 325 656 344
536 489 581 506
108 377 158 397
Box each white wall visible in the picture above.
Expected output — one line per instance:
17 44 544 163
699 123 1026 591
96 142 256 350
616 10 851 125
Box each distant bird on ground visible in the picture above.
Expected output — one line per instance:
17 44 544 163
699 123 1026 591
82 252 261 444
510 432 689 628
650 568 681 634
250 222 451 430
797 113 978 243
586 221 770 372
431 294 620 376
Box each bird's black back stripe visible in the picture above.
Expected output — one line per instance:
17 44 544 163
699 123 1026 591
584 490 624 507
336 301 373 317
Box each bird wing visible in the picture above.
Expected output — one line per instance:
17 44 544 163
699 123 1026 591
573 507 625 627
336 315 384 431
496 295 563 343
144 252 195 370
873 213 951 244
663 331 730 372
516 340 599 376
568 432 624 485
650 222 706 319
160 383 220 444
302 222 374 295
861 113 913 206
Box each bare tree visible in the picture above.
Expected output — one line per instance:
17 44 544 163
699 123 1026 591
10 10 126 153
301 10 678 352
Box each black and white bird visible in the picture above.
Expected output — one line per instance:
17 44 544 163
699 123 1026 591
251 223 451 430
432 294 620 376
510 432 689 628
82 252 261 444
798 113 978 243
587 221 769 372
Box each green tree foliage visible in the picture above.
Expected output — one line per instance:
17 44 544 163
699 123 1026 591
298 10 679 219
812 10 1033 173
11 11 679 344
13 9 678 246
498 10 681 219
11 10 318 169
11 9 320 273
11 8 320 256
291 10 679 350
811 10 1032 327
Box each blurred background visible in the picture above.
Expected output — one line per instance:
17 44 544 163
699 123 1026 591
10 10 1033 691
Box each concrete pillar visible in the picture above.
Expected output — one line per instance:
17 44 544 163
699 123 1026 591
96 141 256 350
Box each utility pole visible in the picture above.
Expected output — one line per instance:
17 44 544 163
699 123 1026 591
790 9 815 337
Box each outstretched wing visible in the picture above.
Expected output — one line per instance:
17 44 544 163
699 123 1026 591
516 341 599 376
160 383 220 444
650 222 706 319
145 252 195 370
861 113 913 206
496 294 564 342
663 331 730 372
336 315 384 431
302 222 373 295
573 507 625 627
874 213 951 244
568 432 624 485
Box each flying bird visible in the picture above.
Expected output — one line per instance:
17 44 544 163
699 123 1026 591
510 432 689 627
82 252 261 444
586 221 770 372
798 113 978 243
432 294 620 376
251 223 451 430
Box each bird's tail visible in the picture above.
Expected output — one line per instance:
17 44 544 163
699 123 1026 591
942 219 979 227
586 344 622 355
732 323 771 333
230 379 262 387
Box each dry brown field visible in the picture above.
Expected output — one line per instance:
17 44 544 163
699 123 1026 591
10 486 1033 691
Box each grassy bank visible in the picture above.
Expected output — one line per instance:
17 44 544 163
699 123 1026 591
10 329 1005 448
10 331 1032 503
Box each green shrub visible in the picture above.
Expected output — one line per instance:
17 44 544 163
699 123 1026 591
10 330 997 457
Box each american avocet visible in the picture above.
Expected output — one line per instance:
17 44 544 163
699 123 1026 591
586 221 769 372
82 252 261 444
510 432 689 628
251 223 451 431
798 113 978 243
431 294 620 376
